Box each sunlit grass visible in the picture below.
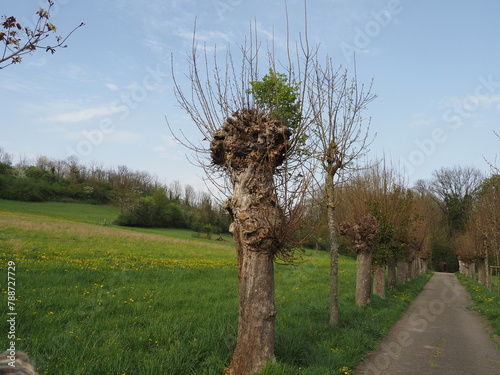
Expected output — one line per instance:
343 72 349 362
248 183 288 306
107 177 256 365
0 206 431 374
456 273 500 339
0 198 120 224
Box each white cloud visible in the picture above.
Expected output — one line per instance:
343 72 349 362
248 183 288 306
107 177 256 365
177 29 232 45
439 94 500 111
62 64 94 83
105 83 119 91
48 104 124 122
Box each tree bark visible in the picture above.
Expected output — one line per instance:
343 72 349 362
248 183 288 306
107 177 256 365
397 260 407 283
477 258 487 285
211 109 290 375
421 258 429 274
356 251 373 306
326 174 340 327
459 259 465 275
372 264 386 299
387 257 397 289
469 261 476 280
406 260 412 281
229 222 276 374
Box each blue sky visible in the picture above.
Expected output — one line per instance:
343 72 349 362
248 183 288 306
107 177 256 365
1 0 499 192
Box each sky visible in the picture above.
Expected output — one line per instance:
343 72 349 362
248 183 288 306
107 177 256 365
1 0 499 193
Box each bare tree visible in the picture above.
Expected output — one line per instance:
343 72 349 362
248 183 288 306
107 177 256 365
170 18 317 374
0 147 13 166
1 0 84 69
309 57 376 325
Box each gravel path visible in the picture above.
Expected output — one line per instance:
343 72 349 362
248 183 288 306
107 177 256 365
354 272 500 375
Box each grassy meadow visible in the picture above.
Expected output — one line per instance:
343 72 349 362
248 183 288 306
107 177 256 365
0 200 432 374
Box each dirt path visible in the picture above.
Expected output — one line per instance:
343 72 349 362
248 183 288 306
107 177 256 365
354 272 500 375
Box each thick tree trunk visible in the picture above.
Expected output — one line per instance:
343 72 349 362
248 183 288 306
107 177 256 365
356 251 372 306
408 259 416 280
229 222 276 374
414 259 420 277
387 257 397 289
211 109 291 375
469 261 476 280
397 260 407 283
458 260 465 275
421 258 429 274
372 264 386 299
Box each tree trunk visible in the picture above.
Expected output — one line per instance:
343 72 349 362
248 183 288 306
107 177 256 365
477 258 487 285
421 258 429 274
229 223 276 374
326 174 339 327
469 261 476 280
485 255 490 290
356 251 372 306
408 259 417 280
387 257 397 289
458 259 465 275
210 109 291 375
372 264 386 299
397 260 407 283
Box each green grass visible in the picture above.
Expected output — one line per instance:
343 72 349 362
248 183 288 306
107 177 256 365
0 203 432 374
0 199 233 244
456 273 500 339
0 199 119 225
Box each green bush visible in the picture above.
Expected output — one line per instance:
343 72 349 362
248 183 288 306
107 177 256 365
114 192 188 229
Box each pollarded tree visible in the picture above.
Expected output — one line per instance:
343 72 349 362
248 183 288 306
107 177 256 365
171 21 316 375
339 214 378 306
1 0 84 69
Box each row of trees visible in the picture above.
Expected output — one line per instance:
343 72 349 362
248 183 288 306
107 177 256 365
0 148 230 234
171 14 499 372
304 163 499 308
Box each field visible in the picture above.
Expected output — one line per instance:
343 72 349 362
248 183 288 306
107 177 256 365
0 200 432 374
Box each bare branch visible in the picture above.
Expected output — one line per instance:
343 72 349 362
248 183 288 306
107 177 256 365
0 1 84 69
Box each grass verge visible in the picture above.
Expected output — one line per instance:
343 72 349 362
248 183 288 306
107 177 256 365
456 273 500 339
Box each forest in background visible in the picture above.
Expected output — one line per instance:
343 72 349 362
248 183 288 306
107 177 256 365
0 148 230 236
0 147 499 273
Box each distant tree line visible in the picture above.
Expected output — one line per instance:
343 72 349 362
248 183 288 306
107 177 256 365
0 148 230 234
